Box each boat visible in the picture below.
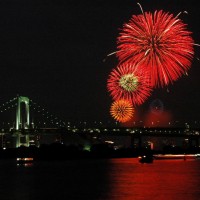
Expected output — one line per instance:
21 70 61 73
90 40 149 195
138 154 154 163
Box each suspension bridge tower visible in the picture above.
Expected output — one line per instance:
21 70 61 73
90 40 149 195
15 96 30 147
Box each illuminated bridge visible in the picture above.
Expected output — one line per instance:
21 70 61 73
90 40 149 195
0 95 66 148
0 96 200 151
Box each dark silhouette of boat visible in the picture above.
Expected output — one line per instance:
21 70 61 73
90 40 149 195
138 154 154 163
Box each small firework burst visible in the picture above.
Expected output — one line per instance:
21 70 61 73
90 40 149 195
110 99 134 123
107 63 152 106
116 9 194 87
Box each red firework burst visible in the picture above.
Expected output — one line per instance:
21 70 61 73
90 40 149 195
116 10 194 87
107 63 152 106
110 99 134 123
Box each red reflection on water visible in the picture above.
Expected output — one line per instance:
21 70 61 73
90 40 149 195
106 158 200 200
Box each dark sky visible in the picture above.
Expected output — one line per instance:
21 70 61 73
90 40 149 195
0 0 199 125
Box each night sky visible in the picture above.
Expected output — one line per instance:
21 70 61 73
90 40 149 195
0 0 199 126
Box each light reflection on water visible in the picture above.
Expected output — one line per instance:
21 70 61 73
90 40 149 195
107 158 200 200
0 158 200 200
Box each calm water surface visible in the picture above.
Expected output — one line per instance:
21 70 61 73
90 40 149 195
0 158 200 200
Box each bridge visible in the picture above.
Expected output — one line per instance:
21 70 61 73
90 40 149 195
0 96 200 152
0 96 66 148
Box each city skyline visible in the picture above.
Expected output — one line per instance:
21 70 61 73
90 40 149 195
0 0 199 125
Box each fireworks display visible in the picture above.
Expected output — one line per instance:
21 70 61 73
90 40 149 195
107 63 152 106
106 4 195 124
116 10 194 88
110 99 134 123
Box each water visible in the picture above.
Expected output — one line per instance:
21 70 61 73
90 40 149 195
0 158 200 200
